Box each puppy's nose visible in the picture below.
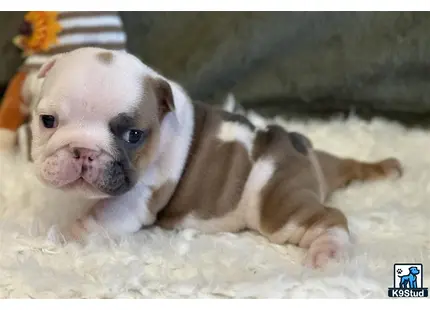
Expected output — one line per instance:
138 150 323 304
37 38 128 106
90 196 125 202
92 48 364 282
71 147 101 162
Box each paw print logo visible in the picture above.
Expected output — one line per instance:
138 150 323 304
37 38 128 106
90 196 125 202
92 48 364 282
397 268 403 274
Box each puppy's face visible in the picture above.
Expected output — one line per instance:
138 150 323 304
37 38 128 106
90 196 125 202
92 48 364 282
30 48 175 198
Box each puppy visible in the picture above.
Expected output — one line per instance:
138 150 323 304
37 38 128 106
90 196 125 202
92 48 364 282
30 47 402 268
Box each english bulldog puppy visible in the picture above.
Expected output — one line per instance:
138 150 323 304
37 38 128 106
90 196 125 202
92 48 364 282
30 47 402 268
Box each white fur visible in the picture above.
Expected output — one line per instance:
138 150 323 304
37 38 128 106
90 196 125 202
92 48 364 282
21 71 44 110
87 183 156 236
307 148 328 202
216 121 255 156
147 81 195 185
239 158 276 231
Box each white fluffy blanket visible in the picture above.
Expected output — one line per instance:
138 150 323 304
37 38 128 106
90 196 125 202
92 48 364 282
0 110 429 298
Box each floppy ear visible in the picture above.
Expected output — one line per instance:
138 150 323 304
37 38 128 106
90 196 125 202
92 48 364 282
152 78 175 119
37 55 63 79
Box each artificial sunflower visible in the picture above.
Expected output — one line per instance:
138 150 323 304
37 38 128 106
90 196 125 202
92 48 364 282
13 11 62 56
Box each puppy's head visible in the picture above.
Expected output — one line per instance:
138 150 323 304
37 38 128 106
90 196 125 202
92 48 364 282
31 47 176 198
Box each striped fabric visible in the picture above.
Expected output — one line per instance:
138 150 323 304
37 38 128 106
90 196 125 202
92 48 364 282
20 11 127 72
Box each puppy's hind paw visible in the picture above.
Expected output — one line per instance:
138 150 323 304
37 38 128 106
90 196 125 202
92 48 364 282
378 157 403 179
304 227 350 269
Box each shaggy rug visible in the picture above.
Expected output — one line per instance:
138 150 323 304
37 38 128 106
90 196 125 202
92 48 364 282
0 106 429 299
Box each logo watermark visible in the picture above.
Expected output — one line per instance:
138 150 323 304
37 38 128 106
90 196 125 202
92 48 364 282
388 263 428 298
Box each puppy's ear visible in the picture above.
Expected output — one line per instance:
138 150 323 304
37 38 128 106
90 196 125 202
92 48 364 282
37 55 63 79
152 78 175 119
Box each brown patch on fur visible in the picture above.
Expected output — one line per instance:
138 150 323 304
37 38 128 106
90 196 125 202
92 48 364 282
251 125 293 161
257 126 323 237
147 77 175 119
96 51 114 65
257 129 402 247
156 102 253 229
130 77 171 172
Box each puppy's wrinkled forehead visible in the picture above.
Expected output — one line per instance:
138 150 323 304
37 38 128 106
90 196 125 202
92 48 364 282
39 49 157 121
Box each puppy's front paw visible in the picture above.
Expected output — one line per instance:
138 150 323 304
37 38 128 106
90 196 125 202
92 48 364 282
70 215 101 241
70 218 87 241
304 227 350 269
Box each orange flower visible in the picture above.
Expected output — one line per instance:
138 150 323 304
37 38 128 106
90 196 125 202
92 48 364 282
14 11 62 56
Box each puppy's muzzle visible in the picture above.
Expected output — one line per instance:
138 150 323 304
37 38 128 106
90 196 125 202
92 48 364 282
70 147 100 173
73 146 131 196
40 145 132 196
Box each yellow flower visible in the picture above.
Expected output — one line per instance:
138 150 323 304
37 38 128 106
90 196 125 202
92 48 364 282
14 11 62 56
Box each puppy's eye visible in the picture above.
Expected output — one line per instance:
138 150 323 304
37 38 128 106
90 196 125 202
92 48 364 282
40 115 57 128
123 129 145 144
